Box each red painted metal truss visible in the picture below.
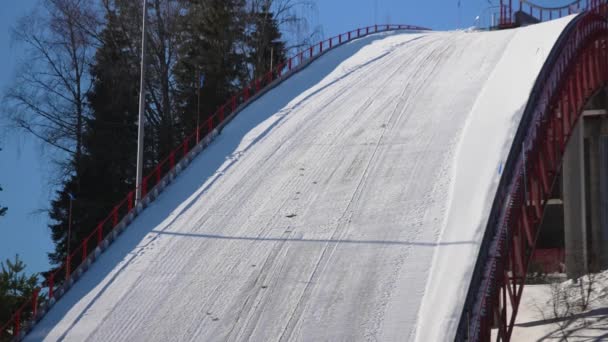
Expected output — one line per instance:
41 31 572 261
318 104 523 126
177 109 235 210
456 4 608 342
0 24 430 341
498 0 605 28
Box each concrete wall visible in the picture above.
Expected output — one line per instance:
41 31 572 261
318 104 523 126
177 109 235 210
561 87 608 278
563 118 589 278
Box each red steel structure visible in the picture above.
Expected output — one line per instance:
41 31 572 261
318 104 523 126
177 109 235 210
0 23 429 341
458 2 608 341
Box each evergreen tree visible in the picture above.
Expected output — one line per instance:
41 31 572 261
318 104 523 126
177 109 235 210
174 0 248 138
247 5 286 80
47 10 139 267
0 255 38 335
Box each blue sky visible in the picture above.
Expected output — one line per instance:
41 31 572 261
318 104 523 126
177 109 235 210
317 0 490 33
316 0 573 34
0 0 53 275
0 0 572 275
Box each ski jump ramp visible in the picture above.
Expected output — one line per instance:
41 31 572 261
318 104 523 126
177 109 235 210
28 16 576 341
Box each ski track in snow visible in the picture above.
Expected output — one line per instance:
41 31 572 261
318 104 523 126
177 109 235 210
27 16 574 342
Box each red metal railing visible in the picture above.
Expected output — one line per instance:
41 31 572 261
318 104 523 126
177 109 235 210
0 23 429 340
458 2 607 341
499 0 604 27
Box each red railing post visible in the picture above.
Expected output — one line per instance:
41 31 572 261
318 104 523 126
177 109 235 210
142 176 148 197
319 41 323 53
309 46 313 58
205 117 212 134
329 38 333 48
219 105 225 122
82 237 88 261
348 31 351 40
366 27 369 34
14 310 20 338
231 95 237 112
339 34 342 44
288 57 292 70
170 151 176 169
112 206 119 227
357 28 361 37
277 63 284 77
66 255 71 280
375 24 378 32
128 191 134 211
96 223 103 247
32 288 40 318
48 274 54 299
184 139 190 156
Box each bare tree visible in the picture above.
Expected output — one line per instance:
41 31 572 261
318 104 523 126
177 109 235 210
102 0 186 160
3 0 101 176
540 271 601 340
247 0 321 54
146 0 185 157
550 280 574 341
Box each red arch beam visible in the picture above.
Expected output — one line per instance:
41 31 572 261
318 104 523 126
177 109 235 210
468 5 608 342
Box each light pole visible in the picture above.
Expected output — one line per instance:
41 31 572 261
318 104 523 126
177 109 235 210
197 69 201 142
196 71 205 143
135 0 148 204
270 39 282 71
66 193 74 279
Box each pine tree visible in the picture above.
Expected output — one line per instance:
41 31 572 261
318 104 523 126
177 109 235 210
247 5 286 80
47 10 139 267
0 255 38 335
174 0 248 138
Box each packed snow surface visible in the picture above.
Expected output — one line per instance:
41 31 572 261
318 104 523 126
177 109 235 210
29 16 574 342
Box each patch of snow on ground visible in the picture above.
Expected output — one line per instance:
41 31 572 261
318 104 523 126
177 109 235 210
512 270 608 341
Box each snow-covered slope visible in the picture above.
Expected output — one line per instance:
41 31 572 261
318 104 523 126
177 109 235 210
27 16 574 342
